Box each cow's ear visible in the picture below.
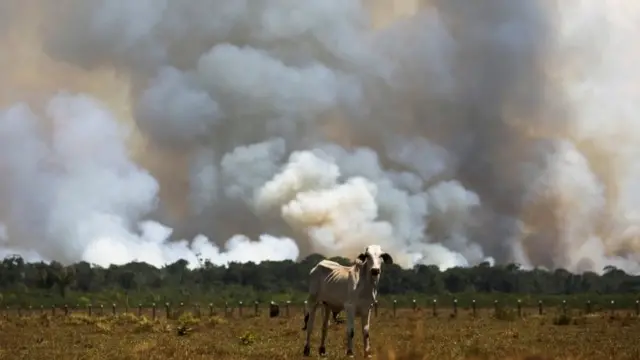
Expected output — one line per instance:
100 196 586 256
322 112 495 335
357 253 367 262
381 253 393 264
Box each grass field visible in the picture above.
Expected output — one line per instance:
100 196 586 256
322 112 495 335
0 307 638 360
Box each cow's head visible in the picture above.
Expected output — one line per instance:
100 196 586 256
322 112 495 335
357 245 393 281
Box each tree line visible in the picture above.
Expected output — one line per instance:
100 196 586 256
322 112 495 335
0 254 638 307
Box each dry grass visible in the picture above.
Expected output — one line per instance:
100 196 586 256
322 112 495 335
0 308 638 360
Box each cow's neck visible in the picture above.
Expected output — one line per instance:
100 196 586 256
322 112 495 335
356 263 379 304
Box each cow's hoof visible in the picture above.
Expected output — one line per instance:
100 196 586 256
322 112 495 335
346 350 354 358
303 345 311 356
364 352 372 358
318 346 326 357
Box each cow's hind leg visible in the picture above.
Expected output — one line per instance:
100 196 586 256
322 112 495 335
303 301 318 357
302 295 315 331
318 304 330 356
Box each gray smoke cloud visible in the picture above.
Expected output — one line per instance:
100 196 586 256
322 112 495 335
0 0 639 273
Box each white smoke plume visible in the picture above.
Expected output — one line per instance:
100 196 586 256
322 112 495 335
0 0 638 273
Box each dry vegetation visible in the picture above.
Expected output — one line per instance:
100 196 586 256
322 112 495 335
0 307 638 360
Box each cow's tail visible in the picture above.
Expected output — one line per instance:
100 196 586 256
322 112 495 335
302 265 320 331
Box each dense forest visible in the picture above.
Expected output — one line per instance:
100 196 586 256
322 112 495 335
0 254 639 308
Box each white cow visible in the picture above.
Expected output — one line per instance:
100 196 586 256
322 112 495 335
302 245 393 358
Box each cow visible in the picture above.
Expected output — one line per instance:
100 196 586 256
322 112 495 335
301 245 393 358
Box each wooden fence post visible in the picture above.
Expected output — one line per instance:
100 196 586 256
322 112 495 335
224 302 229 317
517 299 522 317
562 300 567 315
635 300 639 317
493 300 499 315
64 304 69 316
112 303 116 316
586 300 591 314
471 299 476 317
392 300 397 317
51 305 56 317
138 304 142 317
452 299 457 317
432 299 437 317
538 300 543 315
165 303 170 319
99 304 104 316
286 301 291 317
152 303 156 320
254 301 259 316
88 304 92 316
209 303 214 317
610 300 615 316
238 301 244 317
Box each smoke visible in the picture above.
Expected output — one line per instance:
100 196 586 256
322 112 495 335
0 0 639 273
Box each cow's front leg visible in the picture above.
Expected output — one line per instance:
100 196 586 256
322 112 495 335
361 308 372 358
344 302 356 357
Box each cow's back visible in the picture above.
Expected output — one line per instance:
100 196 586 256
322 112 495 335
309 260 352 309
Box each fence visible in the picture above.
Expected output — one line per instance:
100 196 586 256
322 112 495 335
1 298 639 320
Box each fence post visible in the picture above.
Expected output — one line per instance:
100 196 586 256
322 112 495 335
209 303 214 317
165 303 170 319
472 299 477 317
125 302 129 314
432 299 437 317
254 301 259 316
64 304 69 316
51 305 56 317
493 300 499 315
28 305 33 315
586 300 591 314
452 299 457 317
517 299 522 317
99 304 104 316
152 303 156 320
224 302 229 317
88 304 92 316
40 305 44 315
392 300 397 317
610 300 615 316
562 300 567 315
538 300 543 315
286 301 291 317
112 303 116 316
17 306 21 317
412 299 417 311
138 304 142 317
238 301 244 317
635 300 639 317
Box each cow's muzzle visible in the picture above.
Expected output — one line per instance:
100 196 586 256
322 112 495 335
370 268 380 276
